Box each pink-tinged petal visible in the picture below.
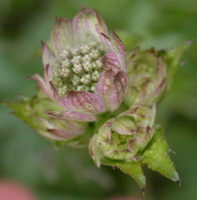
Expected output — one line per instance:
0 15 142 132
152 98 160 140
102 52 122 72
45 129 72 140
110 32 126 58
50 17 73 56
111 116 137 135
47 121 85 138
39 129 70 141
63 91 105 115
58 111 96 121
29 74 52 99
98 32 126 70
73 8 109 42
96 69 128 111
47 128 78 139
41 41 57 69
47 111 96 122
34 119 63 140
39 118 86 140
98 32 114 52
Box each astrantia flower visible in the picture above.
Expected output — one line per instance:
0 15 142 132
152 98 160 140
124 48 167 106
6 8 189 190
31 8 128 122
124 47 186 106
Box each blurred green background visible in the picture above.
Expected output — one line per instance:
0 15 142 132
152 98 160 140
0 0 196 199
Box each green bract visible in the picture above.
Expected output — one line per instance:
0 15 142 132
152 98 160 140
5 8 189 190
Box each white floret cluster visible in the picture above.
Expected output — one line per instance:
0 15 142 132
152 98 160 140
52 43 104 97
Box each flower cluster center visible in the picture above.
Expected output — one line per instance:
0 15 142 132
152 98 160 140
52 43 104 97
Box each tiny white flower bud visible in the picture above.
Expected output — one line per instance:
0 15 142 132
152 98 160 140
92 62 97 69
80 44 91 54
82 55 91 63
92 71 100 81
83 61 92 72
71 55 82 65
60 49 70 59
81 74 91 84
89 49 100 59
72 64 83 74
95 60 103 69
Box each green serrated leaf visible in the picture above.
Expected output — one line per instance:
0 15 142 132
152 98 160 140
141 128 180 183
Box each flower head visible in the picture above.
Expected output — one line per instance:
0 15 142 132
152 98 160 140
31 8 128 121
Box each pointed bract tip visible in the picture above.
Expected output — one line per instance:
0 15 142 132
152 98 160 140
172 171 181 186
175 178 182 187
